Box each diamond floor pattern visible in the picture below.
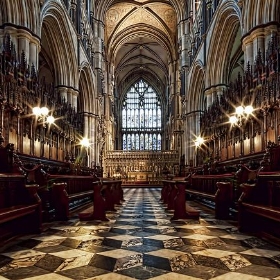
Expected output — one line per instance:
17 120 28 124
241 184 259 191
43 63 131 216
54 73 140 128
0 188 280 279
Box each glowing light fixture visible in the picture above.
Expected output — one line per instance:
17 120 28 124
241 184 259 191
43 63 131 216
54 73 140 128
195 136 204 147
229 105 254 126
32 106 54 124
80 137 90 147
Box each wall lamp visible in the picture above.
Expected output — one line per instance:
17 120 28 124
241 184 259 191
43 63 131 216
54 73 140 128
194 136 205 147
80 137 90 147
80 137 90 167
229 105 254 126
32 106 55 124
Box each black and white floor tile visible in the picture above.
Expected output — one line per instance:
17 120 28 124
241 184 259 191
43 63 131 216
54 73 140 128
0 188 280 279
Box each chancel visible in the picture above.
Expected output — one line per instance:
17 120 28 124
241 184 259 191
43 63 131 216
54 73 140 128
0 0 280 279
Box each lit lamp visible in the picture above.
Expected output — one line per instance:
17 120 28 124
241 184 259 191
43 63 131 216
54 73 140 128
194 136 204 147
32 106 55 124
80 137 90 167
80 137 90 148
194 136 205 166
229 105 254 126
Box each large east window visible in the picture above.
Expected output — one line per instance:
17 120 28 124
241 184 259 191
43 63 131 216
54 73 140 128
122 79 162 150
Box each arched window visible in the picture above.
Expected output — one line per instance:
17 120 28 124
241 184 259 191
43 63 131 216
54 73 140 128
122 79 162 150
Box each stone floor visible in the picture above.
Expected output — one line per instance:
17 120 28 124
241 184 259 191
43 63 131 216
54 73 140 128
0 187 280 280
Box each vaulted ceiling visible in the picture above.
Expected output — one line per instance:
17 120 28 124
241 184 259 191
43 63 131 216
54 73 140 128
104 1 178 97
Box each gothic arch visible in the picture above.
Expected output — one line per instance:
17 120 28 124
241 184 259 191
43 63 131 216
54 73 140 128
243 0 280 34
205 0 241 87
0 0 40 34
187 60 205 112
266 0 280 23
94 0 185 24
111 28 174 104
107 21 176 65
120 71 165 102
40 1 78 88
79 63 96 114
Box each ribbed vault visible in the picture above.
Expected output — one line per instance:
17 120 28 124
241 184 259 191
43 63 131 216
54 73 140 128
104 1 178 103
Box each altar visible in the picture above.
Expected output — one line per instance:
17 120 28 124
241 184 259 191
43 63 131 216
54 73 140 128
127 171 156 183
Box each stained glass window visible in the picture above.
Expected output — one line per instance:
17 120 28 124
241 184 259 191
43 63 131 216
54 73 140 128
122 79 162 150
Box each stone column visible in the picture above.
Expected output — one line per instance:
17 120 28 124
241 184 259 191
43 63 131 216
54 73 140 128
6 28 41 69
90 114 98 167
242 26 277 66
67 88 73 105
264 24 279 47
212 84 227 101
72 89 79 110
242 36 254 65
57 86 68 103
204 88 213 108
29 39 40 69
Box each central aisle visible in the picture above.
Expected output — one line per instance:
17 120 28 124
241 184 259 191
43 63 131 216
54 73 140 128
0 188 280 279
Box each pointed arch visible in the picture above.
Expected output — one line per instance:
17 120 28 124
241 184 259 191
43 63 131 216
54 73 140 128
187 60 205 112
121 79 162 151
0 0 40 34
206 0 241 86
79 62 96 114
40 1 78 88
243 0 280 33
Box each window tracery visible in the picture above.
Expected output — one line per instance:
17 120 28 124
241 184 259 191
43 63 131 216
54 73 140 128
122 79 162 150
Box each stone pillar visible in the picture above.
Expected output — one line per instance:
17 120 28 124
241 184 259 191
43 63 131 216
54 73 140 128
264 24 279 46
57 86 68 103
72 89 79 110
178 19 191 69
242 26 278 66
67 88 73 105
5 28 40 69
29 40 40 69
18 35 30 63
90 114 98 166
83 113 89 140
204 88 213 108
242 36 254 65
212 84 227 101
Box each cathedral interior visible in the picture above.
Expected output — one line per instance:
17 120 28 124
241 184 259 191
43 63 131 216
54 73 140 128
0 0 280 279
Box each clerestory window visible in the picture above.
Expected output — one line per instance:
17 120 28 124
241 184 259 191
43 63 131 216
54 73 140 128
122 79 162 150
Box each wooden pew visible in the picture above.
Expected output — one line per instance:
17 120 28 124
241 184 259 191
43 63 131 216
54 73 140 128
79 180 109 221
238 172 280 243
102 180 118 212
0 145 123 222
18 163 100 221
79 179 123 221
0 143 15 173
185 173 235 219
161 180 171 204
171 180 200 220
0 174 42 245
50 180 100 220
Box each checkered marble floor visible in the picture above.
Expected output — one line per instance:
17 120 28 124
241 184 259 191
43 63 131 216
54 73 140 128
0 188 280 279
